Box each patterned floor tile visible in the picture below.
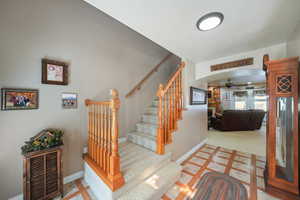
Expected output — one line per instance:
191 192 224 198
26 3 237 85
201 147 215 153
189 156 206 166
234 155 251 164
212 155 229 165
256 167 264 177
216 151 231 159
207 162 226 172
256 160 266 168
220 147 233 153
232 161 251 173
183 163 201 175
229 168 251 184
257 177 265 189
237 151 251 158
196 151 210 159
62 144 275 200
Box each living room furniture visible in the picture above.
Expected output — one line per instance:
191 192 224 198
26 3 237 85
23 147 63 200
211 109 265 131
264 57 300 199
189 172 248 200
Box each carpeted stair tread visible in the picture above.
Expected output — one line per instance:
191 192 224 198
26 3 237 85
136 122 157 136
127 131 157 152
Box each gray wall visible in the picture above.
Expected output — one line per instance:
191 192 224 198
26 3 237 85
171 59 208 161
287 22 300 57
0 0 179 198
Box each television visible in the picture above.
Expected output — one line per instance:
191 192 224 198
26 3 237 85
190 87 207 105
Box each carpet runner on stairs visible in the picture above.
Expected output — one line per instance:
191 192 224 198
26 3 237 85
128 98 160 152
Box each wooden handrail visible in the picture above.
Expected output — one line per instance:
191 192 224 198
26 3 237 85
83 89 125 191
125 53 173 98
162 62 185 94
156 62 185 154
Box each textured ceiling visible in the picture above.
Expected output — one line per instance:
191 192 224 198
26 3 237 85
84 0 300 63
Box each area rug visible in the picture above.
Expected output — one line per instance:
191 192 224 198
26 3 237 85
188 171 248 200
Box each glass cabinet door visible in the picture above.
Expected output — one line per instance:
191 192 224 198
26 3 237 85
275 97 294 182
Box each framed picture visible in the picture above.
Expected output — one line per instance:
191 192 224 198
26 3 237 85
42 59 68 85
62 93 77 109
1 88 39 110
190 87 207 105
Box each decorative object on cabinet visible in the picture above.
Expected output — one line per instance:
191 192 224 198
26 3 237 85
62 93 77 109
1 88 39 111
264 57 300 199
23 147 63 200
21 129 64 155
42 59 68 85
190 87 207 105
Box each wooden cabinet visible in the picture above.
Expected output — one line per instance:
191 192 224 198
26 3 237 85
23 147 63 200
265 57 300 199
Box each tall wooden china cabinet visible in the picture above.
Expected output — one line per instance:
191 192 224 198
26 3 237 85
264 57 300 199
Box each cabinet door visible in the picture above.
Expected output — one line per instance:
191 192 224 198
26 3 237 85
45 152 59 196
29 155 46 200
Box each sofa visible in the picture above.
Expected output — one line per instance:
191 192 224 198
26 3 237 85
211 110 265 131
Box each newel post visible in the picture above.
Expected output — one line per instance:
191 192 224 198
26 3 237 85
156 84 165 155
108 89 125 190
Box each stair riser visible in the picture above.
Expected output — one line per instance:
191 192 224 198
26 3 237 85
128 134 156 152
146 107 158 114
136 124 157 136
142 115 157 124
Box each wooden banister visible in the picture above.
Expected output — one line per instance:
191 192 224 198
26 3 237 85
125 53 173 98
156 62 185 154
83 89 125 191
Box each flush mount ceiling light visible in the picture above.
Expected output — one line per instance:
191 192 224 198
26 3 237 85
196 12 224 31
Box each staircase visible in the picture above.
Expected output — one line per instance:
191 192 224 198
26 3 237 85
127 98 159 152
83 61 185 200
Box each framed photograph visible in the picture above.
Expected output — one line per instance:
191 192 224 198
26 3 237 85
190 87 207 105
1 88 39 110
42 59 68 85
62 93 77 109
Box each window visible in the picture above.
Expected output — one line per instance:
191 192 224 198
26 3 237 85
235 96 246 110
254 95 267 111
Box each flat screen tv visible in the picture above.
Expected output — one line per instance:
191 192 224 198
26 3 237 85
190 87 207 105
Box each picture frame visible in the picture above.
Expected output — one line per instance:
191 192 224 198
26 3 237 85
62 93 77 109
42 59 68 85
1 88 39 110
190 87 207 105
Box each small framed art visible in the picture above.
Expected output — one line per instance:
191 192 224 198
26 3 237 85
190 87 207 105
62 93 77 109
1 88 39 110
42 59 68 85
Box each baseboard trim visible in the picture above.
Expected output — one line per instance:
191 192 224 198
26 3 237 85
176 139 207 164
63 170 84 184
8 170 84 200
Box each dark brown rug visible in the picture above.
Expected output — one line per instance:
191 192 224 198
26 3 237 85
189 172 248 200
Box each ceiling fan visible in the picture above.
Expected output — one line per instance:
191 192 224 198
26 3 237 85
223 79 249 88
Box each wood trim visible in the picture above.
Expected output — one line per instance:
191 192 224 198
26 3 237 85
83 154 124 191
125 53 173 98
85 99 110 106
75 179 91 200
162 62 185 95
211 58 253 72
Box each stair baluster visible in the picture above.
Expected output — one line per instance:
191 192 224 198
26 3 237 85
84 89 125 191
156 62 186 154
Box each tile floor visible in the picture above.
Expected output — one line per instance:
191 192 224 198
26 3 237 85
59 144 279 200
